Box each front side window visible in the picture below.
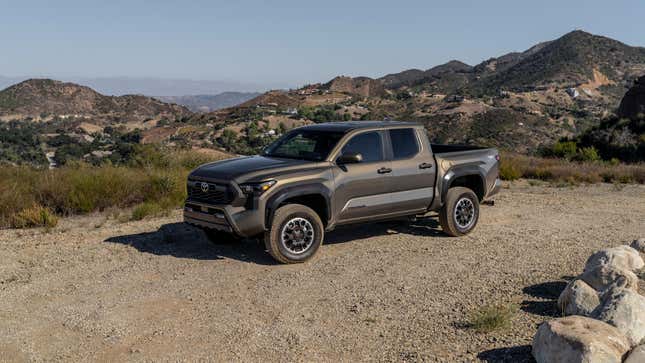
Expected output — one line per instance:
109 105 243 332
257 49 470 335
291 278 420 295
340 131 384 162
389 128 419 159
264 130 344 161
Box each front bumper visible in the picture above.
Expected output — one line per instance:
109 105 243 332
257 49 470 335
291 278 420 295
183 200 265 238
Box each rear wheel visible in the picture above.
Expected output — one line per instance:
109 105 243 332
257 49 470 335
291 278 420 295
265 204 324 264
203 228 239 244
439 187 479 237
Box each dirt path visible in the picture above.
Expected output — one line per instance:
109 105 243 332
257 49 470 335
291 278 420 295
1 182 644 362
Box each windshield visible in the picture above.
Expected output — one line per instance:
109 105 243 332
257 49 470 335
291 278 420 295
263 130 344 161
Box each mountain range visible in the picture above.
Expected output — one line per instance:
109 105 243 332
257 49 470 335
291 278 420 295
156 92 261 113
1 30 644 165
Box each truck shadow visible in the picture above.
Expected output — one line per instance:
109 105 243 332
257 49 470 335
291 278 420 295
104 222 278 265
325 217 447 244
104 218 448 264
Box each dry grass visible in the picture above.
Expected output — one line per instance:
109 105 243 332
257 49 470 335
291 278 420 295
11 204 59 229
0 149 223 229
467 303 518 333
500 153 645 184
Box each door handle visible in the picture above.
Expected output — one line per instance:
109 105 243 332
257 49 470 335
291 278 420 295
419 162 433 169
377 167 392 174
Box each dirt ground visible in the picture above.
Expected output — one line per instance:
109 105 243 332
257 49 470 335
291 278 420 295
1 181 644 362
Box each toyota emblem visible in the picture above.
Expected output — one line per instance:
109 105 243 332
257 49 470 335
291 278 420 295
200 182 209 193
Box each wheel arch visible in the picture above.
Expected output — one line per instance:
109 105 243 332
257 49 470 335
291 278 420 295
266 184 332 228
442 165 487 202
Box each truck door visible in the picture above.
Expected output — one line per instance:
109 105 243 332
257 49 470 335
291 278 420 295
385 128 436 214
332 130 394 223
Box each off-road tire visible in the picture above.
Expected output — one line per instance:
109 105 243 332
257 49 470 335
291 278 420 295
439 187 479 237
264 204 324 264
203 228 239 244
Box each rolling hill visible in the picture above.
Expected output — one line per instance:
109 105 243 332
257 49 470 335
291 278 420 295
1 30 644 166
0 79 189 122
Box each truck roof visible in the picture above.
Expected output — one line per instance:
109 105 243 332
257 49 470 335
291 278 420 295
298 121 421 133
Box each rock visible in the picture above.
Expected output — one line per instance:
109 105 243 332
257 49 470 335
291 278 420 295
532 316 631 363
625 345 645 363
631 238 645 254
618 76 645 119
592 287 645 347
557 279 600 316
579 264 639 292
584 245 644 273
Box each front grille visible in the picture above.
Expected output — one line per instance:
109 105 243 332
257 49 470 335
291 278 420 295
187 181 233 204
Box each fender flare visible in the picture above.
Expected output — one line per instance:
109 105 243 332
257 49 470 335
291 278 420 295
441 164 487 202
265 183 333 227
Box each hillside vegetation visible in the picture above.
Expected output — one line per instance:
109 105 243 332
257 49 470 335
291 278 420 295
0 147 219 228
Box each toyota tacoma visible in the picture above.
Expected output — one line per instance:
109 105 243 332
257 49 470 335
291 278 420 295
185 121 501 263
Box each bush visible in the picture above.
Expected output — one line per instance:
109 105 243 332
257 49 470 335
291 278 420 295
0 150 227 228
574 146 600 162
468 303 518 333
131 202 165 221
499 159 522 180
11 204 59 229
499 153 645 185
552 141 578 159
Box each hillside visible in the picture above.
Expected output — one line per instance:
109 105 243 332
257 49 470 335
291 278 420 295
465 31 645 97
1 30 645 167
189 30 645 154
576 75 645 161
156 92 261 112
380 60 473 92
0 79 189 121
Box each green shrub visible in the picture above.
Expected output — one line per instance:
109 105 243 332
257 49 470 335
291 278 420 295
467 304 518 333
11 204 59 229
131 202 164 221
575 147 600 162
0 150 226 228
499 160 522 180
552 141 578 159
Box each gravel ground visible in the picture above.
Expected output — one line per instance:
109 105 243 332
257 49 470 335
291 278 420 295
1 181 644 362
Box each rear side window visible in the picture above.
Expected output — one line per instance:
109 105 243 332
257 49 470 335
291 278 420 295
389 128 419 159
341 131 384 162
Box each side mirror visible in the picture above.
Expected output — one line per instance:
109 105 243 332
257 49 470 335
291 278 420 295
337 152 363 164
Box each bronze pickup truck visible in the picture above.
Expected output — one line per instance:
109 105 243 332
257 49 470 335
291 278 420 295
185 121 501 263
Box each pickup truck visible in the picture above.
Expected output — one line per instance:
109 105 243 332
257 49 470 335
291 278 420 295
184 121 501 264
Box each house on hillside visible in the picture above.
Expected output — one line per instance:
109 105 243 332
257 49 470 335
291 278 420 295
566 88 580 98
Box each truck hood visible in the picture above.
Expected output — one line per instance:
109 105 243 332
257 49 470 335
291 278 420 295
190 155 310 181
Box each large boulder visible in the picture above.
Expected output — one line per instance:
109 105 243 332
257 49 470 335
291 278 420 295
631 238 645 254
592 288 645 347
532 316 631 363
579 263 639 292
557 279 600 316
584 245 644 273
618 76 645 119
625 345 645 363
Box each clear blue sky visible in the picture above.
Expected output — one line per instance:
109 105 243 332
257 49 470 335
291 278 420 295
1 0 643 88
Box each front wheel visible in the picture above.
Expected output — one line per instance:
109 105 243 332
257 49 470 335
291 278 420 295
265 204 324 264
439 187 479 237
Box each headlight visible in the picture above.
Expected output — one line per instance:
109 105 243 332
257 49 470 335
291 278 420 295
239 180 277 195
